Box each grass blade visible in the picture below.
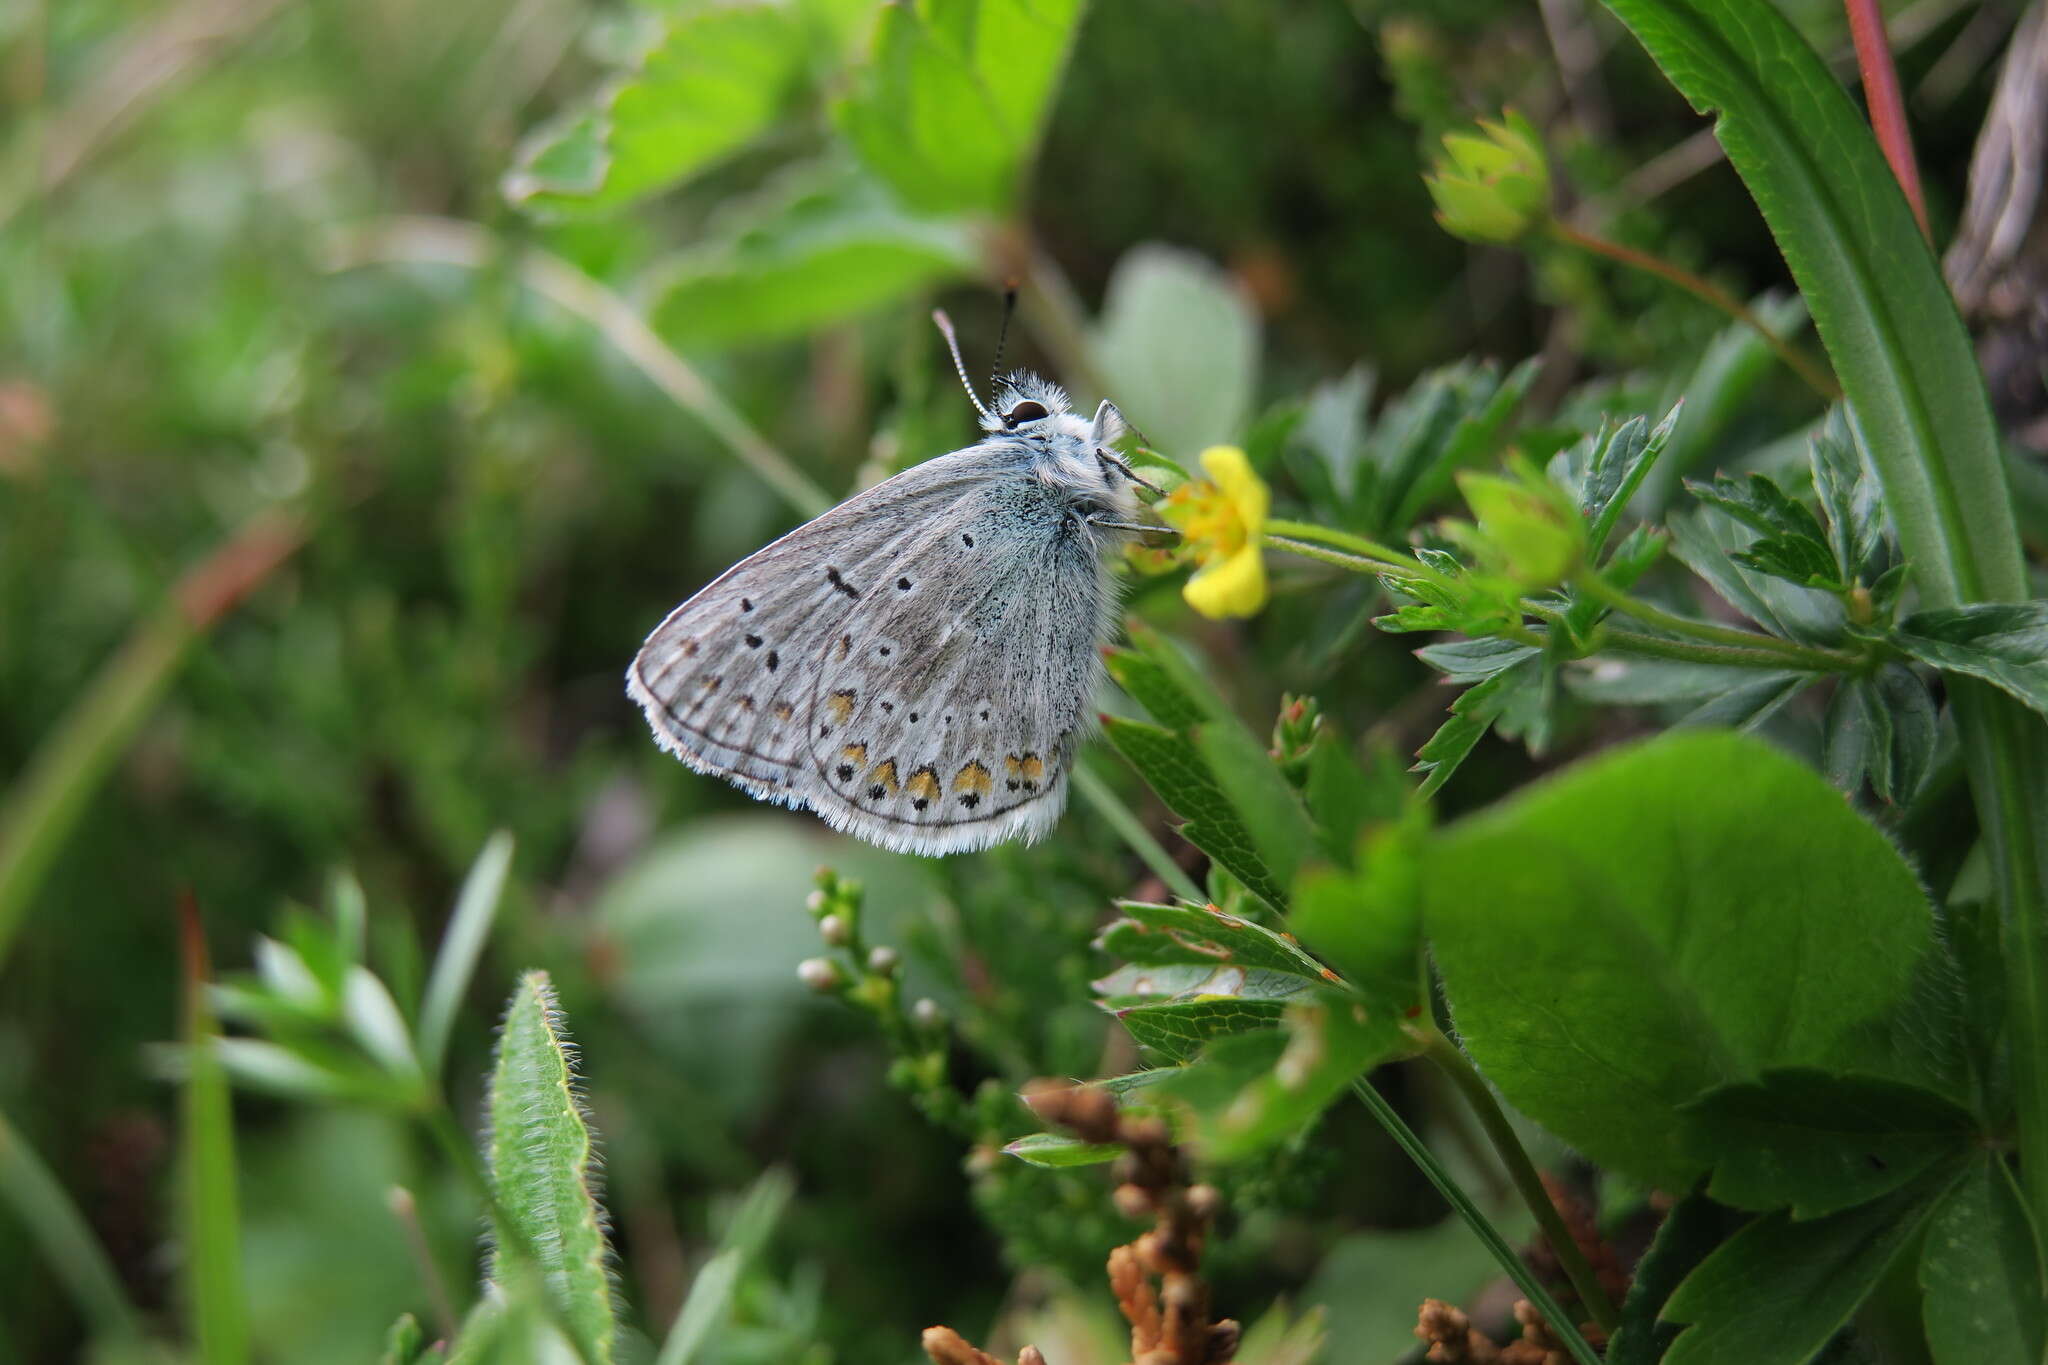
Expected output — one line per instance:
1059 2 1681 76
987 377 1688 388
179 893 248 1365
418 831 515 1081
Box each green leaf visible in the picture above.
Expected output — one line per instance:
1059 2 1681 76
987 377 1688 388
1668 505 1842 644
1190 720 1315 902
1824 665 1937 803
1672 670 1807 732
420 831 514 1082
487 970 615 1365
1107 619 1232 731
504 5 803 218
1607 1192 1747 1365
1156 997 1403 1161
1290 810 1427 1012
1411 660 1532 797
655 1168 794 1365
1894 603 2048 720
1414 636 1539 682
1661 1161 1962 1365
645 161 974 348
1566 658 1770 705
1920 1155 2048 1365
834 0 1084 217
1426 731 1945 1188
1367 357 1539 533
1678 1069 1977 1220
1097 901 1338 985
1106 996 1288 1063
1001 1131 1124 1168
1594 0 2023 611
1094 244 1259 460
1547 405 1681 558
1103 716 1289 912
1688 472 1841 590
1809 413 1887 585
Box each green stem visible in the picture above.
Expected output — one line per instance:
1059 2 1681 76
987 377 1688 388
1549 221 1840 399
1264 519 1417 570
1416 1028 1621 1333
1588 624 1819 671
1073 762 1204 904
1348 1078 1603 1365
1575 572 1862 671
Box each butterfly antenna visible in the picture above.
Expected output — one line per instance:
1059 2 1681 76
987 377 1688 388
987 281 1019 395
931 309 993 424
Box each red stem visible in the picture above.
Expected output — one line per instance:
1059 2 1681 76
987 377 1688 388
1843 0 1931 239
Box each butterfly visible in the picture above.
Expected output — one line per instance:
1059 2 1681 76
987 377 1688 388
627 310 1167 856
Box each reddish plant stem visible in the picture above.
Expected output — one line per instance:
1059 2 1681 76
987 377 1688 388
1549 221 1841 398
1844 0 1931 239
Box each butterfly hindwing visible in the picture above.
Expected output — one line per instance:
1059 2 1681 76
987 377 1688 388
629 443 1100 842
799 469 1116 853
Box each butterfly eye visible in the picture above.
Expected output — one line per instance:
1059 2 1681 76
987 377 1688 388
1003 400 1050 428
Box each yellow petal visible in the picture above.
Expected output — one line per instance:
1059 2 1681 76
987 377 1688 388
1183 542 1267 619
1197 446 1269 533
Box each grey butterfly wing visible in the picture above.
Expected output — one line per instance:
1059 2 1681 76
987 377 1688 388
799 461 1120 855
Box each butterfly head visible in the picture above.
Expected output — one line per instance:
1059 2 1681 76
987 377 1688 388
983 371 1073 434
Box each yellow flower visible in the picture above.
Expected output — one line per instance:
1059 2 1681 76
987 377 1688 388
1161 446 1270 619
1424 110 1551 245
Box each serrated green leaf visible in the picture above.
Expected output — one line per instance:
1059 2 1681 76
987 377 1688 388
1413 636 1540 683
1427 732 1946 1189
504 5 802 218
1107 996 1287 1063
1157 996 1403 1161
1375 357 1540 533
1607 1193 1747 1365
487 971 614 1365
1548 404 1680 557
1104 716 1281 910
1894 603 2048 720
1411 660 1534 797
1002 1132 1124 1168
1810 413 1886 584
645 161 973 347
1105 650 1210 732
1097 901 1338 984
1672 670 1807 732
1661 1161 1962 1365
1191 720 1314 904
1678 1069 1976 1220
1921 1155 2048 1365
1825 665 1936 803
1668 505 1843 644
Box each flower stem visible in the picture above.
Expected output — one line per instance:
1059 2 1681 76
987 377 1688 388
1549 221 1840 400
1574 573 1862 671
1264 519 1414 569
1348 1077 1603 1365
1842 0 1929 239
1414 1027 1621 1334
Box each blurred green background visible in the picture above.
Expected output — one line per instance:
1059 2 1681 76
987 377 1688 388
0 0 2011 1360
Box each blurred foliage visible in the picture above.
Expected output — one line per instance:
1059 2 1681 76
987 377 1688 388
0 0 2037 1361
